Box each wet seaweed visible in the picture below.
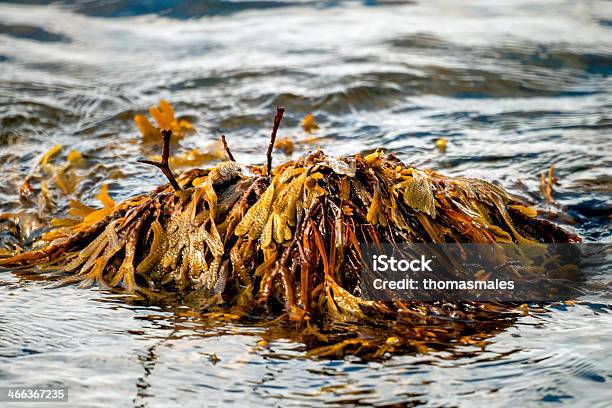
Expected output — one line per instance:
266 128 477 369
0 106 581 358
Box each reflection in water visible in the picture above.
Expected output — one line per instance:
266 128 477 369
113 292 519 407
0 0 611 406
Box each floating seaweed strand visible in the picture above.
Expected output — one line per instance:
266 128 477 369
0 106 580 358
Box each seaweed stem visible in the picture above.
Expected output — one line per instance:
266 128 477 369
266 106 285 176
221 135 235 162
138 129 181 192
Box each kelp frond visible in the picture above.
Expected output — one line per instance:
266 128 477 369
134 99 195 142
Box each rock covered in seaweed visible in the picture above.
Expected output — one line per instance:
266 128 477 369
0 148 579 317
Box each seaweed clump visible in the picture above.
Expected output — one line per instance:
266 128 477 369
0 106 580 357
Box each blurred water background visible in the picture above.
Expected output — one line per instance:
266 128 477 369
0 0 611 406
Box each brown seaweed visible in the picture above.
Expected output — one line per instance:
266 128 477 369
0 106 581 358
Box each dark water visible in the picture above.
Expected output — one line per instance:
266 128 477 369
1 0 611 406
